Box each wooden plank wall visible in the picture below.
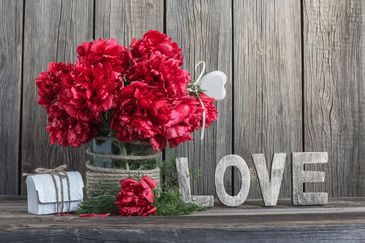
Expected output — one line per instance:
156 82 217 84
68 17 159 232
0 0 23 194
0 0 364 198
21 0 93 194
165 0 233 195
303 0 365 197
233 0 302 198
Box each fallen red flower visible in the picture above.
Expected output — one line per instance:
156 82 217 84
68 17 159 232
115 176 157 216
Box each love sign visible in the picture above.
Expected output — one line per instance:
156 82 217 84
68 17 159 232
176 152 328 207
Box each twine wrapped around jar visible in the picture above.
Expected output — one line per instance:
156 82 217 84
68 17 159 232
85 161 160 194
85 137 160 196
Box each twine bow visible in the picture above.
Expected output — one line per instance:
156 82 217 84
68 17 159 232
188 61 206 140
31 164 68 174
23 164 71 214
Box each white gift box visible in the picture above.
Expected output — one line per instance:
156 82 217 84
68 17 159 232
25 171 84 215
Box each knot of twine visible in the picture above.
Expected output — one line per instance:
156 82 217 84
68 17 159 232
187 61 206 140
31 164 67 174
23 164 71 214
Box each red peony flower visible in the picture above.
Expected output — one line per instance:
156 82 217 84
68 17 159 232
36 62 74 110
111 82 163 148
162 93 218 148
77 38 129 75
111 81 218 151
126 53 190 97
115 176 157 216
129 30 182 62
65 38 128 122
199 93 218 127
187 93 218 129
60 61 117 122
46 110 97 147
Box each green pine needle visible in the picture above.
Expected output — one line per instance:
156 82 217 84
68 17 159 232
153 188 205 216
77 193 119 215
76 182 119 215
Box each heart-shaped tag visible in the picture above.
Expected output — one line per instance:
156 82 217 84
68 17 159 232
199 71 227 100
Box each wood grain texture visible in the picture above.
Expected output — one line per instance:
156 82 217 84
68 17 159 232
1 198 365 242
166 0 233 195
252 153 286 206
95 0 164 45
303 0 365 197
215 155 250 207
292 152 328 205
1 226 365 243
21 0 94 194
176 157 191 202
0 0 23 195
233 0 302 198
191 195 214 207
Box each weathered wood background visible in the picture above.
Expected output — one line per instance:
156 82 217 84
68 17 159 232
0 0 364 198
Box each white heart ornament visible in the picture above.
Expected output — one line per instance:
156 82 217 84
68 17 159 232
199 71 227 100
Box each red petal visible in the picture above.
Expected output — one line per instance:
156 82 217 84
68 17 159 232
79 213 110 217
142 206 157 216
141 176 157 189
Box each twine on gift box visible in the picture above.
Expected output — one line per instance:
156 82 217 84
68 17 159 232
188 61 207 140
23 164 71 214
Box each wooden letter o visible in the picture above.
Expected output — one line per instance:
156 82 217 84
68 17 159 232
215 155 251 207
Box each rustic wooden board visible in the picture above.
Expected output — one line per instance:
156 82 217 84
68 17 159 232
1 198 365 242
0 0 23 195
233 0 302 198
95 0 164 45
303 0 365 197
1 226 365 243
165 0 233 195
21 0 94 194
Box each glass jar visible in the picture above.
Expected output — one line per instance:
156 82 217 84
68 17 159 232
88 136 157 170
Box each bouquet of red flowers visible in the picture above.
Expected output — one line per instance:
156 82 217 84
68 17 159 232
36 30 217 151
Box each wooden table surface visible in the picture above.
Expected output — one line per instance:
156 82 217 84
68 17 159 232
1 196 365 242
